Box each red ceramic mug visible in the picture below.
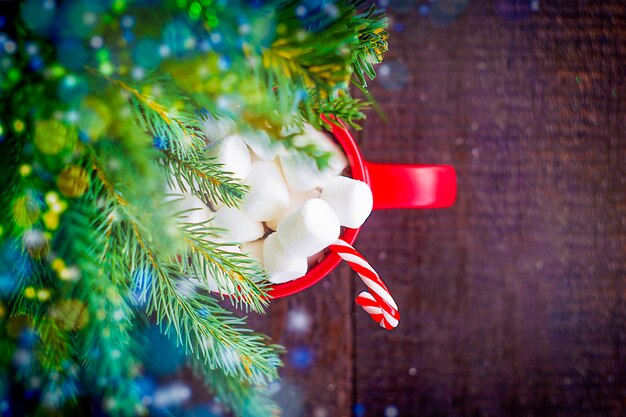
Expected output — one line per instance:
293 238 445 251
268 114 457 298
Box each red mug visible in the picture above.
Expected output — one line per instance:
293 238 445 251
268 115 457 298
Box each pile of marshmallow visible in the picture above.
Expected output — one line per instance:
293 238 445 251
174 123 374 286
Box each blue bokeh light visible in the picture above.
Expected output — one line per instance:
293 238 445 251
289 346 314 369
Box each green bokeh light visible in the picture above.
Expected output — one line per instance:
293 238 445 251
189 2 202 20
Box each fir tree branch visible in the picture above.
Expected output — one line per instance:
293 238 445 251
316 94 368 130
161 149 248 208
93 72 249 209
35 318 76 374
135 235 281 385
189 355 281 417
54 203 144 417
92 151 269 313
0 128 25 236
1 2 393 414
87 70 204 161
179 224 271 313
89 153 281 384
350 2 389 88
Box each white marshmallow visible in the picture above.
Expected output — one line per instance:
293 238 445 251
240 239 264 262
240 130 281 161
266 188 320 231
202 113 236 143
279 124 348 191
263 233 308 284
206 135 251 181
177 195 213 225
212 207 264 243
249 152 262 163
276 198 340 257
321 176 373 228
242 161 290 222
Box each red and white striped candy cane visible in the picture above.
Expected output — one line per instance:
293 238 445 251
328 239 400 330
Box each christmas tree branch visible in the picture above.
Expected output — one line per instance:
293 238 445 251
189 355 281 417
179 224 271 313
88 152 281 384
350 2 389 88
132 234 281 385
55 203 144 416
0 1 391 414
88 70 204 161
316 94 369 130
161 149 248 208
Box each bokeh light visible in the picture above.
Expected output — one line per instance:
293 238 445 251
289 346 314 369
21 0 57 34
429 0 469 27
286 309 311 333
34 119 76 155
385 405 399 417
151 382 191 409
133 38 162 69
377 59 409 90
57 74 90 104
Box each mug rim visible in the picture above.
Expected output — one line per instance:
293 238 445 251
268 115 369 298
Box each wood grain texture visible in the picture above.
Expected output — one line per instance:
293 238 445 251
194 2 626 416
248 263 355 417
353 1 626 416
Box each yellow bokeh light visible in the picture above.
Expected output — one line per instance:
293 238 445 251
43 211 59 230
45 191 59 205
24 287 36 299
51 258 66 272
37 289 51 302
19 164 32 177
13 119 25 133
34 119 76 155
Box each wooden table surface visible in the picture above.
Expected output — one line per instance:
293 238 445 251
247 1 626 416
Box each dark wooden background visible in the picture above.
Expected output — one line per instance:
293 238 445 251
249 1 626 416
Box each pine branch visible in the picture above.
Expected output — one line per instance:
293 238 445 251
88 70 204 161
88 138 185 263
316 94 368 130
89 153 281 385
35 318 76 374
189 355 281 417
54 202 144 417
94 72 249 209
138 242 281 385
162 149 248 209
1 2 392 415
350 3 389 88
91 148 269 313
179 224 271 313
0 126 25 236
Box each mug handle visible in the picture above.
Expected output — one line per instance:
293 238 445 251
365 162 456 209
321 114 457 210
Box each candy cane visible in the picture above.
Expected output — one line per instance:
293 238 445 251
329 239 400 330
